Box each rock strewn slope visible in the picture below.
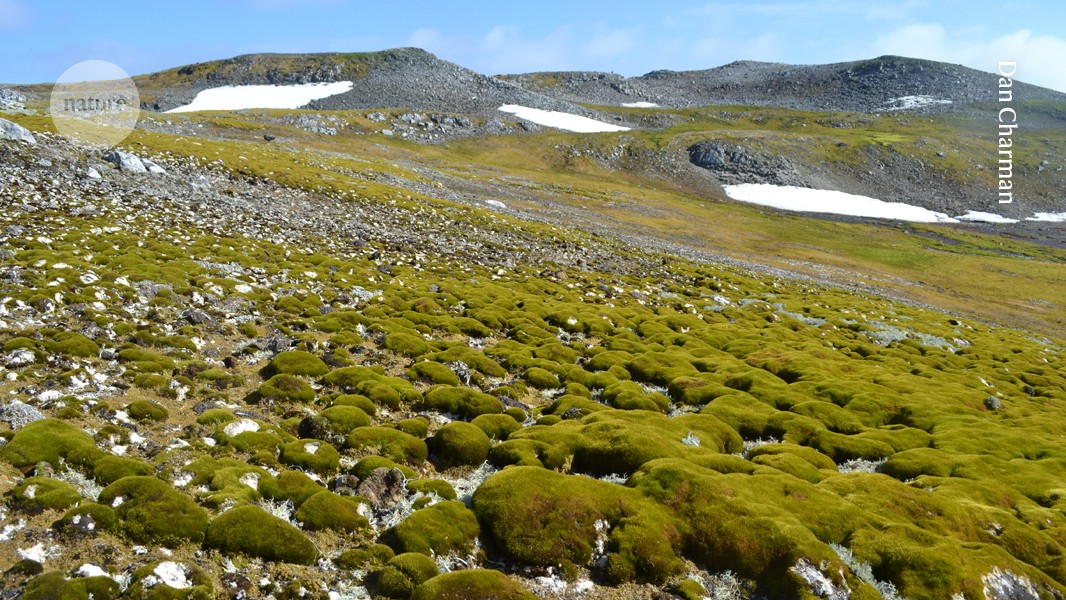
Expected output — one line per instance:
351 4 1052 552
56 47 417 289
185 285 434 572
504 55 1066 113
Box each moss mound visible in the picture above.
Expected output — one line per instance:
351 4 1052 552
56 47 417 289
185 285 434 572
279 439 340 475
428 421 492 469
384 500 480 556
97 476 209 545
9 476 82 512
263 350 329 378
23 571 121 600
126 399 169 422
257 373 315 404
0 418 103 470
411 570 538 600
204 504 318 564
375 552 440 598
421 387 504 419
294 490 369 533
347 427 428 465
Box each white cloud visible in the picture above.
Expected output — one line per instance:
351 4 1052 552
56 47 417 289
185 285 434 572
872 23 1066 92
0 0 29 30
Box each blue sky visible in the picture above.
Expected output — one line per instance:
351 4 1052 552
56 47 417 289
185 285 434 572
2 0 1065 91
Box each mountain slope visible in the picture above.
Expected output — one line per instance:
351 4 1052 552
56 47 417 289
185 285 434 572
503 55 1066 113
136 48 606 119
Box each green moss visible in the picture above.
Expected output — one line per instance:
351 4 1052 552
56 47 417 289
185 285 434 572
54 502 119 535
375 552 440 598
262 350 329 378
470 413 521 441
97 476 208 545
0 418 103 470
407 361 461 386
126 399 169 422
429 421 492 468
258 470 324 507
384 500 480 556
44 332 100 358
406 478 457 500
523 367 561 389
23 572 121 600
257 373 315 404
294 490 369 532
204 504 318 564
299 405 371 441
196 409 236 425
394 417 430 438
421 386 504 419
385 332 432 357
117 347 175 373
133 373 170 390
337 544 395 569
279 439 340 474
352 456 417 480
126 561 213 599
347 427 428 465
3 337 36 352
92 455 154 485
9 476 81 512
411 570 537 600
331 393 378 415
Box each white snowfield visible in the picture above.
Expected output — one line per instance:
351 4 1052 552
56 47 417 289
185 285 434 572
723 183 960 223
884 95 953 111
722 184 1047 224
622 101 659 108
166 81 354 113
498 104 630 133
1027 212 1066 222
956 211 1019 224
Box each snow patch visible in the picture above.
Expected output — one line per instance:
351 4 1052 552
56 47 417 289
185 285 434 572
167 81 354 113
498 104 629 133
723 184 959 223
955 211 1019 224
885 95 953 111
621 101 659 108
1027 212 1066 222
77 564 110 578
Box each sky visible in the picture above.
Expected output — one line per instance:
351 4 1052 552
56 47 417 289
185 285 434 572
1 0 1065 92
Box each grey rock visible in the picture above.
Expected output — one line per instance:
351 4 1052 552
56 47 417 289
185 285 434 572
142 158 167 174
355 467 407 509
103 150 147 173
86 167 102 179
0 401 45 429
688 141 807 186
0 88 26 110
4 349 36 368
0 117 36 145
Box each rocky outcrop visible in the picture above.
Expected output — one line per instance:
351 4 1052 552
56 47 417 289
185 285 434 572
688 140 807 186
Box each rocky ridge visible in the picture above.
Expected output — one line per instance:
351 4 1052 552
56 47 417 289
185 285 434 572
503 55 1066 114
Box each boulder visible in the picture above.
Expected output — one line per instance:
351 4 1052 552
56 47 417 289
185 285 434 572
0 118 35 144
103 150 147 173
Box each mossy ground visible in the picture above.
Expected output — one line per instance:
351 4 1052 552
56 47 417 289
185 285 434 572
1 104 1066 598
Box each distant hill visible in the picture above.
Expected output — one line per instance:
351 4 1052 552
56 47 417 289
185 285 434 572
135 48 599 118
502 55 1066 113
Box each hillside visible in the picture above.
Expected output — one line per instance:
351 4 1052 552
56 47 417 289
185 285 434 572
1 47 1066 600
502 55 1066 114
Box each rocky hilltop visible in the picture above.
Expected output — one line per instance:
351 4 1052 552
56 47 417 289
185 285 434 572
503 55 1066 113
136 48 602 119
